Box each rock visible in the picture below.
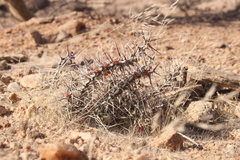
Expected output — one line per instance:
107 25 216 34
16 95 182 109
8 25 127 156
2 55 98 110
150 129 184 151
67 131 93 142
55 31 70 42
9 93 21 104
38 142 87 160
36 17 54 24
184 101 213 123
41 34 57 44
0 54 27 63
0 75 12 85
27 31 46 45
66 131 93 147
7 82 20 93
58 20 85 36
10 68 32 79
29 131 46 139
0 106 8 116
0 141 6 148
26 17 54 25
0 118 10 128
22 30 46 46
0 60 10 70
19 74 42 88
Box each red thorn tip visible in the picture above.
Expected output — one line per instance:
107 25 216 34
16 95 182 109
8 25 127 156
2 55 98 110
134 72 141 78
136 126 144 133
93 68 99 73
130 83 135 86
69 51 74 55
102 72 109 76
64 92 70 98
138 83 144 87
103 62 109 68
113 59 119 65
143 69 149 75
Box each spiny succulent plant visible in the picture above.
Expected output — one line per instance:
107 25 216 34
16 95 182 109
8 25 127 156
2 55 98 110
53 36 190 134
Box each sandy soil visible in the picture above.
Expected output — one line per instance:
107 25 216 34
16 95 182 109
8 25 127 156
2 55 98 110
0 0 240 159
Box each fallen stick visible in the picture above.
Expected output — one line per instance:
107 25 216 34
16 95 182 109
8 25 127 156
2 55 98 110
185 61 240 90
177 132 203 150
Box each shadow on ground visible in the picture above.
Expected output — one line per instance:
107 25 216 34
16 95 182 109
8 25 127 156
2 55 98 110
164 5 240 26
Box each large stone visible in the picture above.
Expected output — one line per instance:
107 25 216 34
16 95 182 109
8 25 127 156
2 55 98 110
58 20 85 36
10 67 32 79
184 101 213 123
55 31 70 42
7 82 20 93
38 142 87 160
150 129 184 151
19 74 42 88
23 31 46 46
29 31 46 45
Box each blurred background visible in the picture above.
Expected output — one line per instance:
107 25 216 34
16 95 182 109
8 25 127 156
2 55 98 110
0 0 240 28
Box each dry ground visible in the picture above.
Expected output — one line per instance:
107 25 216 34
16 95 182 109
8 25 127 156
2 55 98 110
0 0 240 159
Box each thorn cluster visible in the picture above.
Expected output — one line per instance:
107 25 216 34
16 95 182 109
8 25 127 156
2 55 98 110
54 40 185 134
